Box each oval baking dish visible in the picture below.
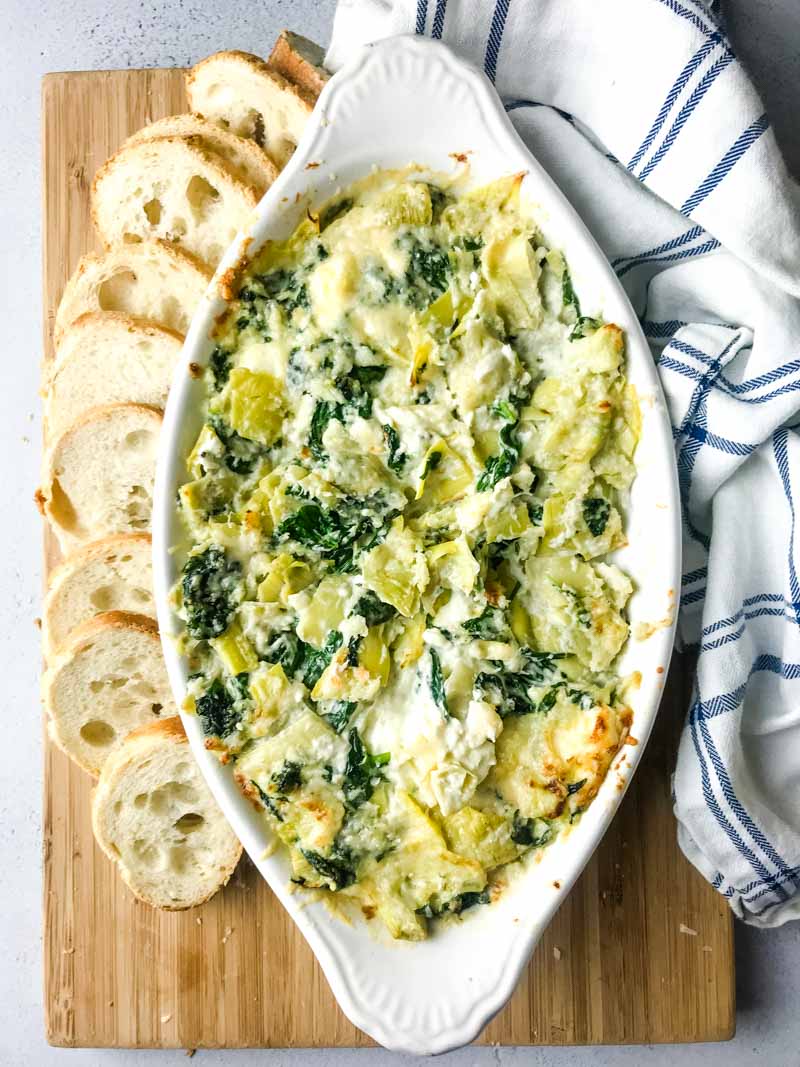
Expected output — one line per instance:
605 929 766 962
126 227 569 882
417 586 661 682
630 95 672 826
153 34 680 1056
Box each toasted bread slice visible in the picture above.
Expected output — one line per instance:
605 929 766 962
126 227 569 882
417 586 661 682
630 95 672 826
268 30 329 99
40 403 161 552
124 114 279 197
43 533 154 658
46 312 182 442
43 611 172 776
92 716 242 909
186 50 314 167
92 137 258 269
54 240 211 345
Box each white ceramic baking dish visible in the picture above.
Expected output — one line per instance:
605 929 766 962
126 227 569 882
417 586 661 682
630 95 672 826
152 34 680 1055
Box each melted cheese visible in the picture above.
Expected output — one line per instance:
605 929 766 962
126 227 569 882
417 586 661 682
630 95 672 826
174 170 639 940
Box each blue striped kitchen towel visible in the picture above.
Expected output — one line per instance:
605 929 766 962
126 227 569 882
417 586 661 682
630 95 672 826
326 0 800 926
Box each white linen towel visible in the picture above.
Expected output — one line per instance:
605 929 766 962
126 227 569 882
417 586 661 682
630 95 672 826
326 0 800 926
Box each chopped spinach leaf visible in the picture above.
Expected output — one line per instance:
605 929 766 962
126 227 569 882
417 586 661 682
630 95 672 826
300 630 343 690
252 780 284 821
262 631 306 677
271 760 302 794
417 888 490 918
477 399 524 492
196 678 241 738
323 700 357 734
462 606 503 639
455 235 483 253
337 363 386 418
570 316 602 340
382 424 406 473
353 590 397 627
520 648 566 683
301 847 356 890
319 197 353 231
277 492 398 576
421 449 443 479
429 647 449 717
476 650 565 717
561 265 602 340
583 496 610 537
346 635 362 667
309 400 338 462
567 778 587 796
343 728 390 809
208 346 231 390
208 414 265 473
491 400 517 422
181 545 241 639
510 812 553 848
399 234 450 307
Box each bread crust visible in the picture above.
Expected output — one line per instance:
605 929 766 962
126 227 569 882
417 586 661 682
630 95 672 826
54 240 211 344
268 30 329 98
124 113 279 193
43 532 153 657
64 609 160 649
91 716 242 909
186 49 316 112
40 403 163 550
90 136 258 264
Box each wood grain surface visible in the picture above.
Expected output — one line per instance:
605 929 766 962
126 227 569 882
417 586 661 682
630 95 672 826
41 68 736 1050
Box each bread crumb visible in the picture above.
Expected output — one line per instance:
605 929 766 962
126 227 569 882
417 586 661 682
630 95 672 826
34 617 41 629
160 1013 172 1024
553 946 562 960
63 947 74 954
185 1051 196 1058
679 923 698 936
702 945 712 953
196 917 202 925
222 925 233 944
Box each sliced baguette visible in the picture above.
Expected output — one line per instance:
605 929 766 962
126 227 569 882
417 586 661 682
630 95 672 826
46 312 182 441
124 114 278 197
92 137 258 269
92 716 241 909
54 240 211 345
40 403 161 552
43 533 154 659
43 611 172 776
186 50 314 167
268 30 330 99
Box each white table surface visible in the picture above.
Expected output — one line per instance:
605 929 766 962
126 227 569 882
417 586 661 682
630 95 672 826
3 1 798 1064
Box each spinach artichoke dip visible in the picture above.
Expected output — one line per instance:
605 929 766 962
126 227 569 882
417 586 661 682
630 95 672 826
174 172 640 940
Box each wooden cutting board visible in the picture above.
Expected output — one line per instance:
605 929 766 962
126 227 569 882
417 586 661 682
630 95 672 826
41 67 735 1050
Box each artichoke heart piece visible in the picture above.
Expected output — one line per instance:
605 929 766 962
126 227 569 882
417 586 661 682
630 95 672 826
482 234 542 331
358 793 486 940
311 646 381 702
223 367 284 445
443 806 523 870
426 535 479 594
374 181 433 227
249 663 292 720
362 518 428 618
210 619 258 675
525 555 632 671
257 552 313 604
296 576 351 647
415 440 473 503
